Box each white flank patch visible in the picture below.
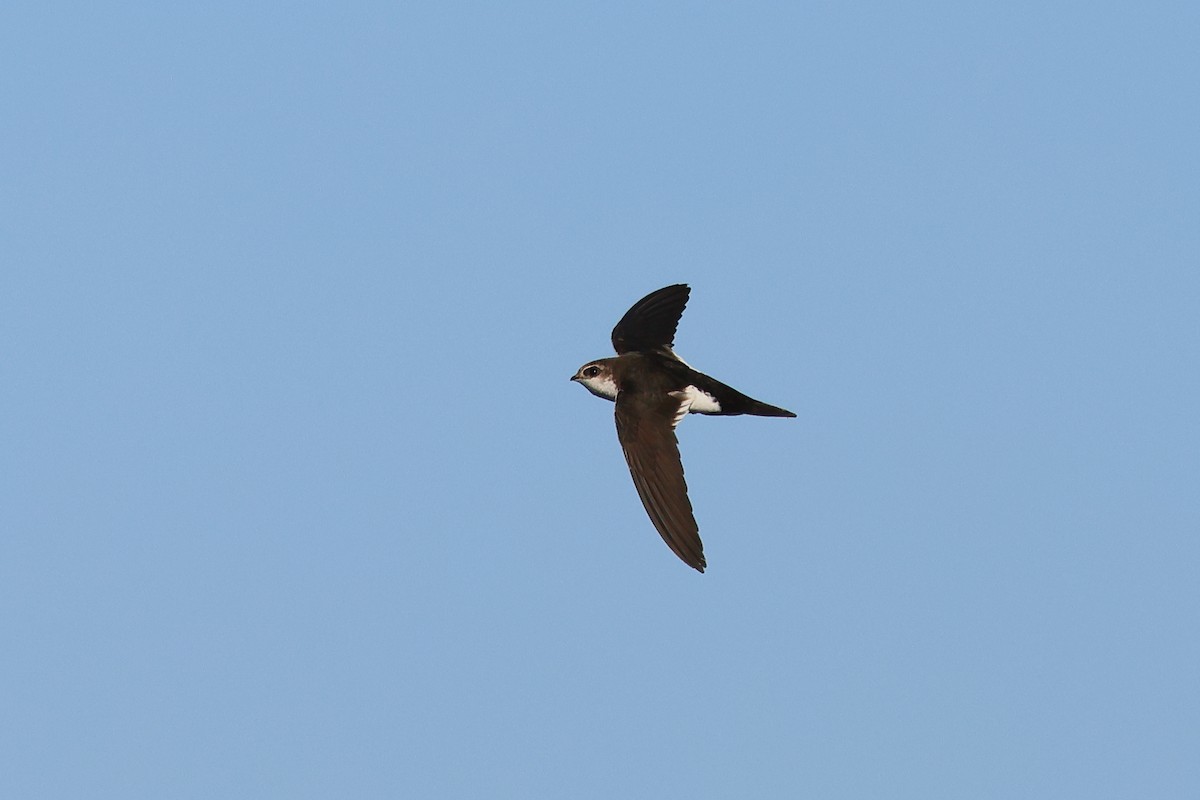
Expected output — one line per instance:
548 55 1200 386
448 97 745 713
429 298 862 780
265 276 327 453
668 385 721 426
667 392 693 428
681 384 722 414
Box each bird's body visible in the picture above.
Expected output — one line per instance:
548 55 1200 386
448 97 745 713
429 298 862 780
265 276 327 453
574 351 795 418
571 284 795 572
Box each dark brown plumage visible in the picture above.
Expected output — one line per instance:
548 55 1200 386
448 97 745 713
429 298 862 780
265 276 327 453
614 381 705 571
572 284 795 572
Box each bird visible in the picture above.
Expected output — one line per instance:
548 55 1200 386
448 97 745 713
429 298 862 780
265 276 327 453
571 284 796 572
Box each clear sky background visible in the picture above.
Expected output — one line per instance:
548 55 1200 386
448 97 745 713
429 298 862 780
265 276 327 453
3 3 1198 798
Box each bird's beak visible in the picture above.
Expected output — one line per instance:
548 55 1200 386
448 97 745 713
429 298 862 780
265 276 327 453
569 374 579 381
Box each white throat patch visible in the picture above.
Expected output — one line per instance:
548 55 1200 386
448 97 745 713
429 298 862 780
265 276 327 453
578 373 619 401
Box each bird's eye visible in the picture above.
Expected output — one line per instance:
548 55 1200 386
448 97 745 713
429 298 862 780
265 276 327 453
583 366 601 378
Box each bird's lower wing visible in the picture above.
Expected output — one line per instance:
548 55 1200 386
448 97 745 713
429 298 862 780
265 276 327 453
614 392 706 572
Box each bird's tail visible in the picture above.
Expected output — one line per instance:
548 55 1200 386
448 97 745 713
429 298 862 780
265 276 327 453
742 399 797 418
691 373 797 418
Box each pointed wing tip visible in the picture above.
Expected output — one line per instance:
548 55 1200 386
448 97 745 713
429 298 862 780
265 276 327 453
672 551 706 572
610 284 694 354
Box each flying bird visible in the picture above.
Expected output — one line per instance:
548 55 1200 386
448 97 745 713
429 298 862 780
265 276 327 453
571 284 796 572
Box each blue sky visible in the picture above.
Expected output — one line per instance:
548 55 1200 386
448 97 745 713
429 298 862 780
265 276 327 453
3 2 1198 797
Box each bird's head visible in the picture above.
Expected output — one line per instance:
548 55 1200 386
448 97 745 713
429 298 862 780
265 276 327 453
570 360 619 401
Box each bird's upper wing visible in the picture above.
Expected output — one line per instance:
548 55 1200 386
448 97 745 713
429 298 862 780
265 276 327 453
614 389 706 572
611 284 690 355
